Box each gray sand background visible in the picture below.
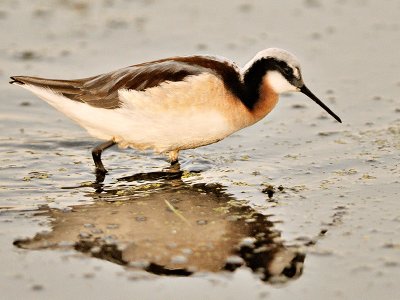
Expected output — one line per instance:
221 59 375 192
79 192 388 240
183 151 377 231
0 0 399 299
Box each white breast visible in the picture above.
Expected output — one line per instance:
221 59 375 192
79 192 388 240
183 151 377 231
22 74 243 153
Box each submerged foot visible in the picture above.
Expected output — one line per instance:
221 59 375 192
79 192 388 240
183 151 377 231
165 161 181 173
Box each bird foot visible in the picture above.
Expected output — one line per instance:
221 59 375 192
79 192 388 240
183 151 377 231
164 161 181 173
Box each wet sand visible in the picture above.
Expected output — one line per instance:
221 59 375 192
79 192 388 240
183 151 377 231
0 0 399 299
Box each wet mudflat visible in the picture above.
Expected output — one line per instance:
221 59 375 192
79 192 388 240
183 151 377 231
0 1 399 299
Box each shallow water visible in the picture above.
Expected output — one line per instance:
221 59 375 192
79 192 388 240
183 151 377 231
1 0 399 299
14 180 305 282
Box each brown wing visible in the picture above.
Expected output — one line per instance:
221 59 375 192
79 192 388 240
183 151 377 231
10 56 242 109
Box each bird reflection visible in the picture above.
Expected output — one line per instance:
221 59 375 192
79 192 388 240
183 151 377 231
14 175 305 283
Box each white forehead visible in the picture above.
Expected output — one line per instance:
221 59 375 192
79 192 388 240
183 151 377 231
242 48 301 74
256 48 300 66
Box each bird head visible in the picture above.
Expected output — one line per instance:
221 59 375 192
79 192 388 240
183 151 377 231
243 48 341 123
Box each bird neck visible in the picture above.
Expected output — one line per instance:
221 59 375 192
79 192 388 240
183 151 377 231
249 78 279 122
240 60 279 122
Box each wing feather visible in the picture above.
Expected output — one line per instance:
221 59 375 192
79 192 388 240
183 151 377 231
10 56 242 109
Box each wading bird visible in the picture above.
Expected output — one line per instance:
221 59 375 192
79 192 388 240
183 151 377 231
10 48 341 177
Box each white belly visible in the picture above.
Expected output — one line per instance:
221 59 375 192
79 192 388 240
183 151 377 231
87 104 234 152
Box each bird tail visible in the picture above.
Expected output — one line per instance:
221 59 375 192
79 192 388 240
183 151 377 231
9 76 26 85
10 75 78 89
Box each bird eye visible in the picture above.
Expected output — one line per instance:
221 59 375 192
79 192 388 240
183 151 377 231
283 66 292 74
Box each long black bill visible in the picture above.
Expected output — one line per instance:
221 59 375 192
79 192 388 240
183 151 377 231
300 85 342 123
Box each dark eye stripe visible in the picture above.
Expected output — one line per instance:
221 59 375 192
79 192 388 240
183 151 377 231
273 60 292 76
279 64 294 78
273 60 304 87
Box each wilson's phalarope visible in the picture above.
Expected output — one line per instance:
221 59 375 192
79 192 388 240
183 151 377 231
10 48 341 176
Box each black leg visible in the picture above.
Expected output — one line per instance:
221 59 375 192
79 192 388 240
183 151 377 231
92 140 116 175
170 158 179 166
